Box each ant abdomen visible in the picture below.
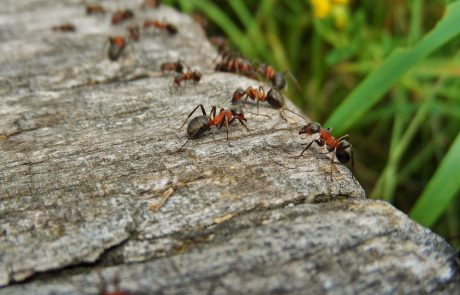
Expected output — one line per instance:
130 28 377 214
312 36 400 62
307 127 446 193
266 88 284 108
336 140 352 164
231 88 245 103
187 115 210 138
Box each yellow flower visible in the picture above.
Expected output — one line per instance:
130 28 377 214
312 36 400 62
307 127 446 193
310 0 332 19
332 0 350 4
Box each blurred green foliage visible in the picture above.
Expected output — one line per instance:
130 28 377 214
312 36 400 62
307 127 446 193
163 0 460 247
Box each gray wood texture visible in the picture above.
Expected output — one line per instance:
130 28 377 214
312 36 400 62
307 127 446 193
0 1 458 294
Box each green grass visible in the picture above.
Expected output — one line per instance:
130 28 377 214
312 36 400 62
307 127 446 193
164 0 460 247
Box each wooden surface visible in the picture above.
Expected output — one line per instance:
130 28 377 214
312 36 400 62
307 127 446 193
0 1 458 294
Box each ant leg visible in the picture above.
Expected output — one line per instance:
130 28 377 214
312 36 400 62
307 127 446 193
279 109 288 122
175 127 204 152
338 134 349 142
210 106 217 120
295 140 314 158
224 115 229 141
178 104 207 130
238 119 249 131
286 70 302 92
282 107 306 121
329 151 336 180
350 146 355 179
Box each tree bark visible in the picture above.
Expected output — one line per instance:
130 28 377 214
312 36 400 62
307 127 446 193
0 1 458 294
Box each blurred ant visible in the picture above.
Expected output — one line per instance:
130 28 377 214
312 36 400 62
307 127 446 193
257 64 286 90
111 9 134 25
52 23 76 32
216 56 257 79
127 26 140 41
99 274 135 295
108 36 126 61
176 104 249 151
144 20 178 35
297 122 354 174
160 60 184 73
141 0 161 9
173 70 202 86
86 4 105 15
232 86 284 111
191 12 208 29
210 36 228 54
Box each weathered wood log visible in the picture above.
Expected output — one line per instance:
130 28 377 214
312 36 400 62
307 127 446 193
0 1 458 294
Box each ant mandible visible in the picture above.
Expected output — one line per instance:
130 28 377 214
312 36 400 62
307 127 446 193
232 86 285 111
144 20 178 35
176 104 249 151
297 122 354 173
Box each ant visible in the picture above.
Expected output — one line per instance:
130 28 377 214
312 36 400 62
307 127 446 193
173 70 202 86
297 122 354 174
108 36 126 61
161 60 184 73
257 64 286 90
232 86 285 110
127 26 140 41
143 20 178 35
210 36 228 55
52 23 76 32
216 56 256 78
111 9 134 25
176 104 249 151
141 0 161 9
86 4 105 15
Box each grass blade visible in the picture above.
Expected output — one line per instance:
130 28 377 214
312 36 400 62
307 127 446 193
325 1 460 134
409 132 460 227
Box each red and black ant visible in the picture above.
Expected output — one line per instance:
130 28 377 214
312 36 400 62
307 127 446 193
160 60 184 73
257 64 286 90
173 70 202 86
297 122 354 173
176 104 249 151
141 0 161 9
86 4 105 15
108 36 126 61
111 9 134 25
144 20 177 35
216 56 257 79
127 26 140 41
232 86 285 110
52 23 76 32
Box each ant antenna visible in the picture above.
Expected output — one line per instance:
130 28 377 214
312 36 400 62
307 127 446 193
282 107 307 122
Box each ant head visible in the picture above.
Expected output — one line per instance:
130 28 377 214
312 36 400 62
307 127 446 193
230 107 247 121
232 88 245 103
299 122 321 135
336 140 353 164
